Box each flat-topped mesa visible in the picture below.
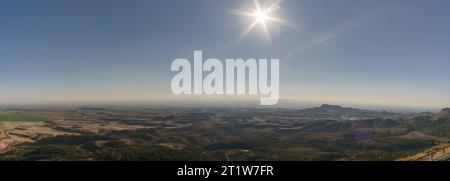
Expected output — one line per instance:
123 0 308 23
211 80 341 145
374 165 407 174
441 108 450 113
319 104 343 110
431 108 450 121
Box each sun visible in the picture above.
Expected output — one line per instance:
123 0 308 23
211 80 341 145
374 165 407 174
253 9 269 23
235 0 291 43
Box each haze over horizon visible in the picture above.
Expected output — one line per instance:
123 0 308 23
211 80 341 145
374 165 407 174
1 0 450 110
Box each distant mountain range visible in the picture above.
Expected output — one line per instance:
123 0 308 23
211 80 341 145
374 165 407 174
297 104 403 120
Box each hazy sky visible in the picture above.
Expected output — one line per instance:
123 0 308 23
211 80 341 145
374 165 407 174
1 0 449 110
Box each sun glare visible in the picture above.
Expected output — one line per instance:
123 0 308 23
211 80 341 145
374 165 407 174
253 9 269 23
236 0 291 43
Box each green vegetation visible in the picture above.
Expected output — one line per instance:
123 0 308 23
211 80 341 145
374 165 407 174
0 113 54 122
97 145 210 161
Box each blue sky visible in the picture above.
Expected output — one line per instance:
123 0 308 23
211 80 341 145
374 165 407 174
0 0 449 111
